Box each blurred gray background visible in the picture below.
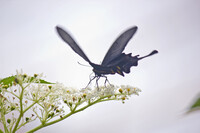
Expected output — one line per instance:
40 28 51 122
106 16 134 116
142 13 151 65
1 0 200 133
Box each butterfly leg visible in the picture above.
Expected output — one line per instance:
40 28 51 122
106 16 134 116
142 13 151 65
95 76 100 90
101 75 111 88
85 75 96 89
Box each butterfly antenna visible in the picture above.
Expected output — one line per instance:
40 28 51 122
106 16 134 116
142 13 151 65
89 72 94 77
77 62 91 67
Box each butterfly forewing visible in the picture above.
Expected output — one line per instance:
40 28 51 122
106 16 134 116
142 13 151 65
56 26 91 63
101 26 138 66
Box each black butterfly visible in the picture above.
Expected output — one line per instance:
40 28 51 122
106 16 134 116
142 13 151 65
56 26 158 82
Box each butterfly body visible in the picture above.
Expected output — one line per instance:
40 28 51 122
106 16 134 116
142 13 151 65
89 53 138 76
56 26 158 79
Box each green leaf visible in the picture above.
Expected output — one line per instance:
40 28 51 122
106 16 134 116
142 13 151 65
0 75 54 87
0 76 15 86
29 77 54 84
191 97 200 109
39 79 54 84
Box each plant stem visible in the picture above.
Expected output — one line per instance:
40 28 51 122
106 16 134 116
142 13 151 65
0 98 9 133
26 111 73 133
12 84 25 132
1 111 9 133
26 97 107 132
0 128 4 133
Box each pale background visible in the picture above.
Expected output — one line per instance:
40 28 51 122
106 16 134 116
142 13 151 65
1 0 200 133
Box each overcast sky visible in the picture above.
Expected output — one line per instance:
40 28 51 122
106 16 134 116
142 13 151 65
1 0 200 133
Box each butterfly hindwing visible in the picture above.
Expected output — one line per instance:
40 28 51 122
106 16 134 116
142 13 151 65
106 50 158 76
105 53 139 76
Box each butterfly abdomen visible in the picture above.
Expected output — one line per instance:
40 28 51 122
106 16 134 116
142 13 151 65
90 63 115 76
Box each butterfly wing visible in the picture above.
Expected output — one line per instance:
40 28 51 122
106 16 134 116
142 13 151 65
101 26 138 66
56 26 91 63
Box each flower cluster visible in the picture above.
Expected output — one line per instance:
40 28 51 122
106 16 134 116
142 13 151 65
62 84 141 110
0 70 141 133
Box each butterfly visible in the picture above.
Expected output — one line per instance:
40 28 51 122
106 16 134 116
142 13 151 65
56 26 158 85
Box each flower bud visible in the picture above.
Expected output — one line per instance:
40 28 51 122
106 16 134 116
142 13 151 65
78 97 81 102
11 106 15 111
51 112 54 117
82 93 87 98
64 100 67 104
34 74 38 78
23 74 27 78
48 85 52 90
25 117 29 122
121 97 126 100
14 78 19 84
119 88 123 93
68 102 72 107
7 119 11 124
3 85 8 89
51 105 55 109
73 97 76 102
